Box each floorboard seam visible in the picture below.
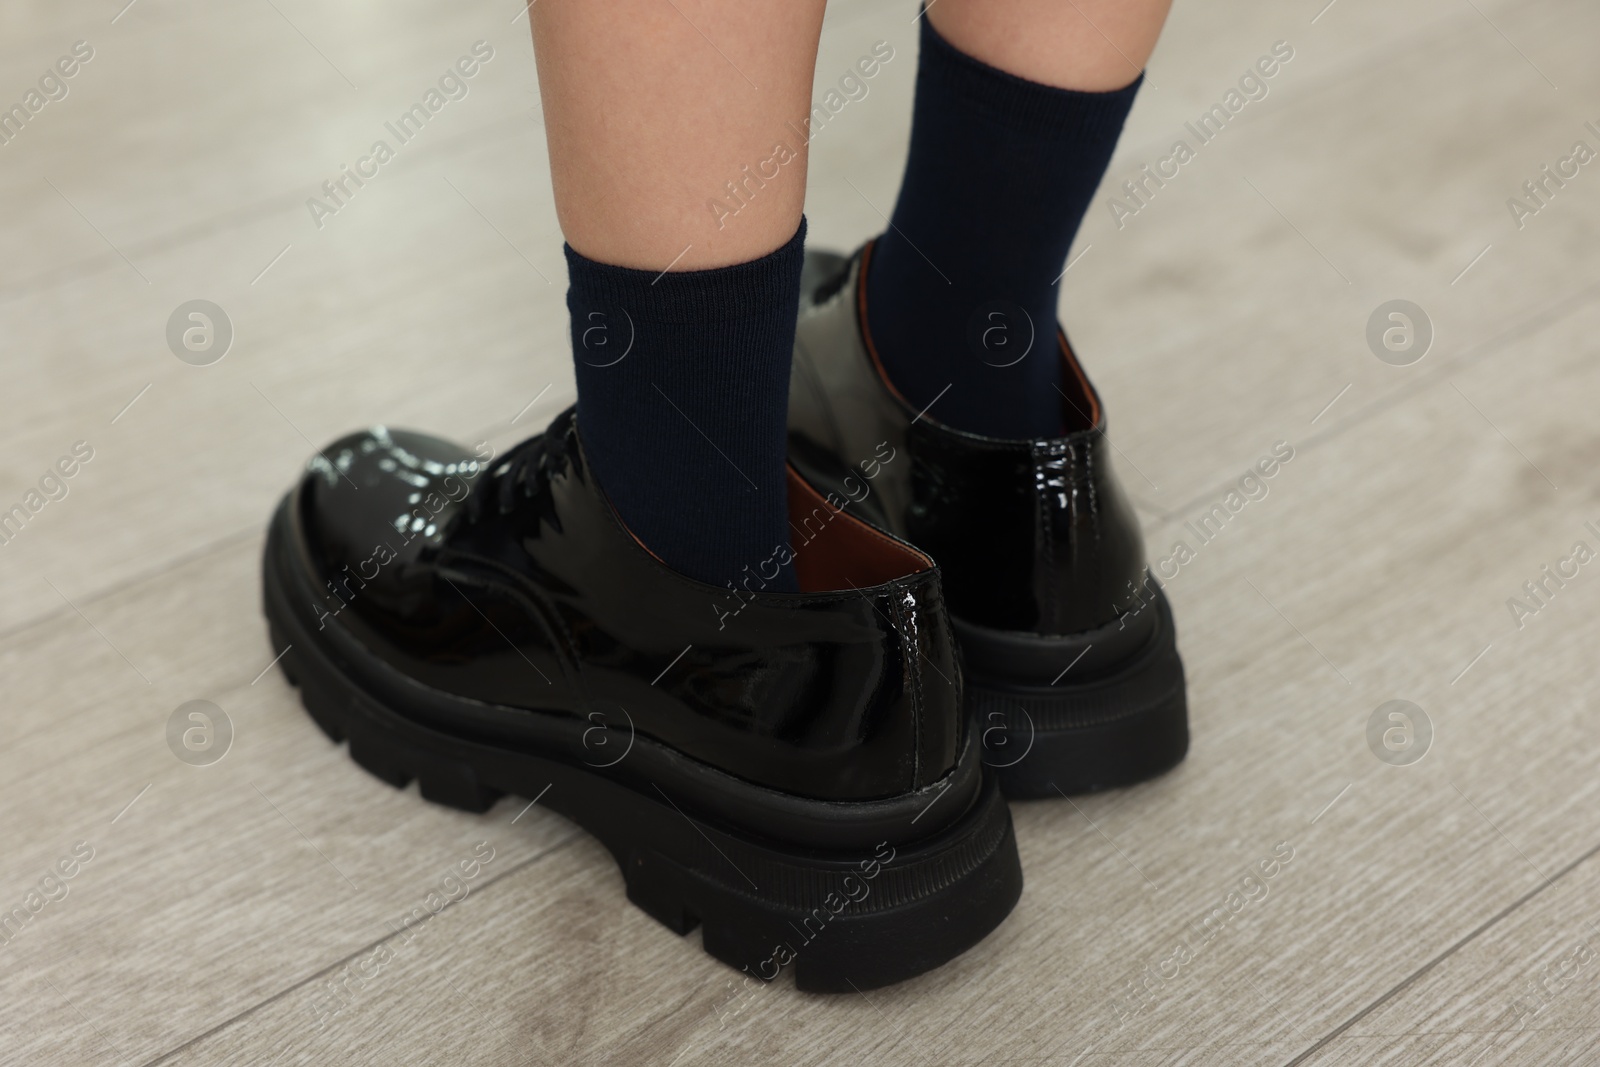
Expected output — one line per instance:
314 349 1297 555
1147 280 1600 537
134 829 584 1067
1111 0 1512 172
1282 834 1600 1066
0 522 263 654
0 110 536 310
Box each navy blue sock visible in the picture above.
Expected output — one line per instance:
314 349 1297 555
566 221 804 591
867 17 1142 439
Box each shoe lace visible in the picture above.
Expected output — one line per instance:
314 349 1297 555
460 408 574 528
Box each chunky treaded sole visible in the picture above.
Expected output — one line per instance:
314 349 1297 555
964 591 1189 799
261 508 1021 992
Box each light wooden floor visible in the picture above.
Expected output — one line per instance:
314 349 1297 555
3 0 1598 1063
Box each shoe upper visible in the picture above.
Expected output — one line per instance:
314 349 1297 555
283 408 963 802
789 241 1149 637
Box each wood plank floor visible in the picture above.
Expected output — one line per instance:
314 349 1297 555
3 0 1598 1063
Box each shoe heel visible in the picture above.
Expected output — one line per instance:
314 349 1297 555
963 589 1190 798
601 780 1020 992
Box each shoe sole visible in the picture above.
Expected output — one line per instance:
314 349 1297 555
959 589 1189 799
260 499 1022 992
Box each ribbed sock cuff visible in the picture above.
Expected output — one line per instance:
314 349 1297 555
918 14 1143 140
564 220 806 590
562 223 807 327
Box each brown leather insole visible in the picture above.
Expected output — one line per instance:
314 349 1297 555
787 467 931 592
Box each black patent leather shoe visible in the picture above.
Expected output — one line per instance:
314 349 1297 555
790 243 1188 799
260 407 1020 990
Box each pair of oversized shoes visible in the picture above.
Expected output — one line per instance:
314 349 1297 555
261 242 1188 992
